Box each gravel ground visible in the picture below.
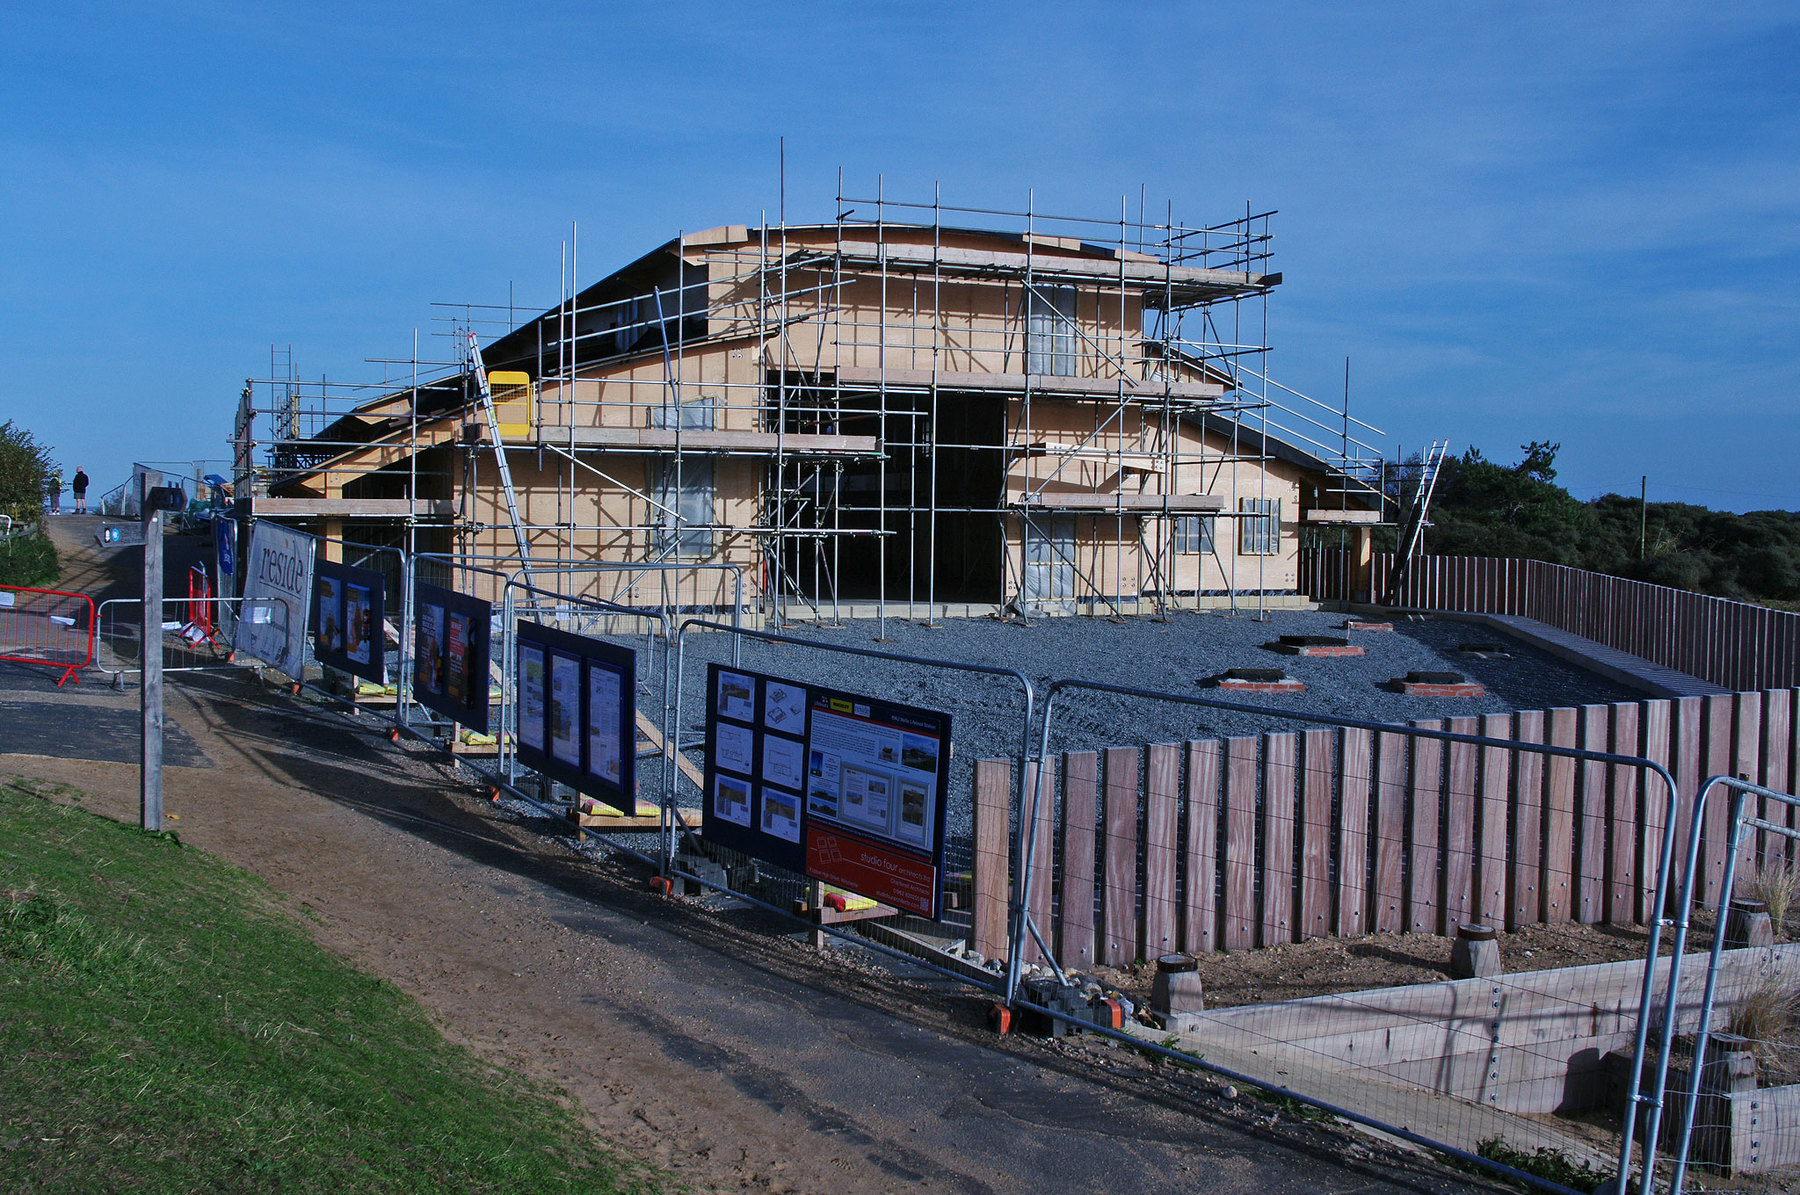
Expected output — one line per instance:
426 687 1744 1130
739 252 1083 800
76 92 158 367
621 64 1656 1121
628 608 1640 853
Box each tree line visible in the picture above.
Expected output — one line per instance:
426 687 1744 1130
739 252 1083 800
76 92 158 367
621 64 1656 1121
1383 442 1800 610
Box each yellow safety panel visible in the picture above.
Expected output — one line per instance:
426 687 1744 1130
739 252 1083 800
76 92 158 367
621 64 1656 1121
487 370 534 440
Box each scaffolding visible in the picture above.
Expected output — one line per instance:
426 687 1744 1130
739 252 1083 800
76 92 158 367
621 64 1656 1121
233 181 1393 621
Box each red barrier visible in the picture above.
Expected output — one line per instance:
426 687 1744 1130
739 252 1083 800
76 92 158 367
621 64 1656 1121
0 584 95 686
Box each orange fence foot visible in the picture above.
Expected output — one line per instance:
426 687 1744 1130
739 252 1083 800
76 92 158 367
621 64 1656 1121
648 875 673 896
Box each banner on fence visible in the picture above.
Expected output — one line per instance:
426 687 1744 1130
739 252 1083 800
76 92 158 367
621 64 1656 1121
514 619 636 813
237 522 315 678
312 558 386 684
412 581 492 733
702 663 951 918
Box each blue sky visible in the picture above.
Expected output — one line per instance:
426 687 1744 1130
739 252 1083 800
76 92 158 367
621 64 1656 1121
2 2 1796 511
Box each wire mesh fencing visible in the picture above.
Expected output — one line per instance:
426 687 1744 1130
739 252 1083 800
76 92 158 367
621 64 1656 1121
977 678 1693 1193
1655 775 1800 1192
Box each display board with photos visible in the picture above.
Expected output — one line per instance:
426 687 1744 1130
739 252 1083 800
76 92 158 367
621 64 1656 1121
514 620 636 814
411 581 493 734
701 664 950 919
312 559 387 684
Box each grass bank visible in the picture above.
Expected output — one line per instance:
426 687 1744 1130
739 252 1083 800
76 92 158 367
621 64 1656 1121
0 776 665 1194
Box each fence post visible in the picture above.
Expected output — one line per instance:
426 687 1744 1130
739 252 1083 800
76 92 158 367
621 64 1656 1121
140 507 163 833
1059 751 1098 971
1102 746 1141 966
972 758 1011 962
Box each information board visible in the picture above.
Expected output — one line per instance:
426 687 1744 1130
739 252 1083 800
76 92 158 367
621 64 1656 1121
237 522 315 679
412 581 492 733
312 559 387 684
702 664 950 919
514 620 636 814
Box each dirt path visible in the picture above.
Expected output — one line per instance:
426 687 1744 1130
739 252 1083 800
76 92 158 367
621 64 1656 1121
1 522 1500 1194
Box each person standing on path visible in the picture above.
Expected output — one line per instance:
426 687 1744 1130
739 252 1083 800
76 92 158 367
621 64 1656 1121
71 467 89 514
47 469 61 514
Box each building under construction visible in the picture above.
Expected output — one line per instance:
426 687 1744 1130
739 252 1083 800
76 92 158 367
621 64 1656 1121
235 187 1400 617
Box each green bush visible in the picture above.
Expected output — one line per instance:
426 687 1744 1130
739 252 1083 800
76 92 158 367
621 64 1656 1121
0 530 58 589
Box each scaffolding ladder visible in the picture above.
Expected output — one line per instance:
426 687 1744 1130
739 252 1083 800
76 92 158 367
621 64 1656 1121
465 329 537 591
1382 438 1448 605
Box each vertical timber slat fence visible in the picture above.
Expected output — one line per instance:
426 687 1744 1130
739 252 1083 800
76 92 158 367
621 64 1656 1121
973 687 1800 965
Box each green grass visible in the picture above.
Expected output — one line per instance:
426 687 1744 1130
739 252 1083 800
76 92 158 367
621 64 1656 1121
0 776 668 1194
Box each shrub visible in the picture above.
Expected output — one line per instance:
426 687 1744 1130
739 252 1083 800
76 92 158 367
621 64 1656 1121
0 530 58 588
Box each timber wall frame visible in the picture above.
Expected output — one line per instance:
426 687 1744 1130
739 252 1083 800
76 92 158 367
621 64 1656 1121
235 185 1393 621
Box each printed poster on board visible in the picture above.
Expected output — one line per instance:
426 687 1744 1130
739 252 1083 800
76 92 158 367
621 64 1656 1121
700 663 951 918
512 619 637 813
237 522 316 679
411 581 492 733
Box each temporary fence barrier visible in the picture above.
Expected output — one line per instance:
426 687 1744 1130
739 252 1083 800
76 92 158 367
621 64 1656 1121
96 596 247 679
994 676 1685 1195
1647 775 1800 1191
0 584 95 685
658 617 1038 986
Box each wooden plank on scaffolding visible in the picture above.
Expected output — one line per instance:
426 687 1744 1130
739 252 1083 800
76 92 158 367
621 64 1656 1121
1223 736 1258 951
1338 728 1373 938
636 709 707 791
1477 713 1512 927
1511 710 1546 930
1101 746 1141 967
1408 721 1443 935
1022 759 1054 965
1576 705 1609 925
1543 708 1578 924
1702 694 1736 905
1373 730 1407 934
1059 751 1099 972
1144 743 1180 959
1444 717 1478 929
1261 733 1296 946
1640 700 1674 921
972 758 1012 961
1607 703 1641 924
1184 740 1220 954
1299 728 1335 940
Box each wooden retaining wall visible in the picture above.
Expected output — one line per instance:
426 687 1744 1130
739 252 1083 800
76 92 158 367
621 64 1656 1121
972 688 1800 964
1298 548 1800 694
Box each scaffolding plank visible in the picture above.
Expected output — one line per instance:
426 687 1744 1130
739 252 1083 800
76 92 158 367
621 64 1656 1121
835 365 1227 401
562 427 879 455
1013 493 1225 512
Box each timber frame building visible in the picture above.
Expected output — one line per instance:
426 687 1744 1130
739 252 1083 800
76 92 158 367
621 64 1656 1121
238 190 1386 617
